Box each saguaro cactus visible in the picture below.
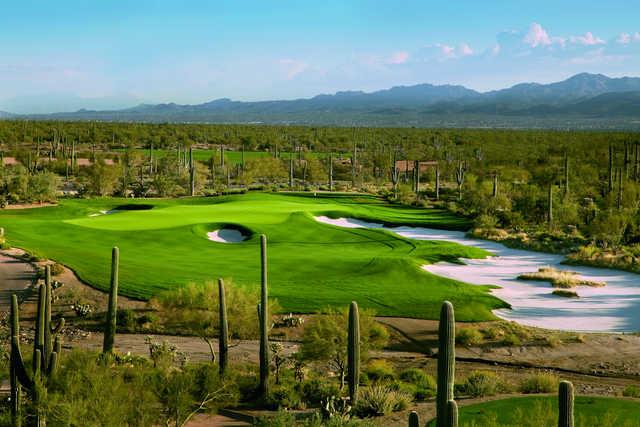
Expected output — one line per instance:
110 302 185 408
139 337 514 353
103 247 119 353
259 235 269 397
436 301 455 427
408 411 420 427
347 301 360 405
11 266 64 427
447 400 458 427
329 153 334 191
218 278 229 376
189 146 195 196
558 380 574 427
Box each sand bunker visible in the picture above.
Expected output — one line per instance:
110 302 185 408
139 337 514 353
207 228 246 243
315 216 640 332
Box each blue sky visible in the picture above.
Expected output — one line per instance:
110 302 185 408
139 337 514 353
1 0 640 112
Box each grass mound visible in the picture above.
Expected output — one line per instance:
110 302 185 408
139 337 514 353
0 193 506 320
427 395 640 426
518 267 606 288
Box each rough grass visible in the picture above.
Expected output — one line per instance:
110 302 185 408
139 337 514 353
0 192 507 320
518 267 606 288
427 396 640 427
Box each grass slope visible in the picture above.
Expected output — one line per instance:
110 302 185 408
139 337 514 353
0 193 507 320
428 396 640 426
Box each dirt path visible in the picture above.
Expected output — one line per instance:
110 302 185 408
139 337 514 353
0 251 36 309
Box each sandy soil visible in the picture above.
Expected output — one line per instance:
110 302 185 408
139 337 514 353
207 229 246 243
2 202 57 210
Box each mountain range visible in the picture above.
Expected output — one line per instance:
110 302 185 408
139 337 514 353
5 73 640 129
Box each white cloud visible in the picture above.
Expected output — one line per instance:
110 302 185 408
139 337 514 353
617 33 632 44
387 51 409 64
459 43 473 56
278 59 308 79
523 23 552 47
570 32 605 46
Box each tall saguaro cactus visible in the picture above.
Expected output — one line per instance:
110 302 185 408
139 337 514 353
436 301 455 427
103 247 120 353
189 146 195 196
218 278 229 376
447 400 459 427
558 381 574 427
347 301 360 405
259 235 269 397
408 411 420 427
11 266 65 427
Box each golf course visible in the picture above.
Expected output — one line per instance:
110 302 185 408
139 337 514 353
0 193 507 320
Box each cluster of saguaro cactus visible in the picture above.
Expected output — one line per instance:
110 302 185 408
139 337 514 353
103 247 120 353
347 301 360 405
437 301 456 427
259 234 270 397
11 265 65 427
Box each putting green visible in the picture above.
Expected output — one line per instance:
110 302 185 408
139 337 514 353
0 193 507 320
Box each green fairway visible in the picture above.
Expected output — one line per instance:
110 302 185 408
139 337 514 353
427 395 640 426
0 193 507 320
115 148 328 164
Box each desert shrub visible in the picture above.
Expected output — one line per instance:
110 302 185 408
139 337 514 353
456 327 483 346
397 368 436 400
299 378 341 405
544 335 562 347
501 333 521 346
300 308 388 387
151 280 275 340
398 368 435 389
459 371 507 398
355 385 412 417
519 373 559 394
117 309 137 329
364 360 395 383
481 326 503 340
50 262 65 276
623 385 640 398
268 384 303 410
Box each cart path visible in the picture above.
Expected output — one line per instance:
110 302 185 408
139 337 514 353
0 252 36 310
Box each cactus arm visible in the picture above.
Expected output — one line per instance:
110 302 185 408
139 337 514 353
33 285 45 373
11 336 33 390
52 318 65 336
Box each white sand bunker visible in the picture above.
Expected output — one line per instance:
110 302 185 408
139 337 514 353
89 210 116 217
207 228 246 243
315 215 640 332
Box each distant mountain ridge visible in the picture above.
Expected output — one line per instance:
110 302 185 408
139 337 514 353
6 73 640 129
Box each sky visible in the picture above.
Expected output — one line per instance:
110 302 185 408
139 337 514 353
1 0 640 113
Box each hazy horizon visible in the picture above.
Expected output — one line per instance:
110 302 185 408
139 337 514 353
2 0 640 113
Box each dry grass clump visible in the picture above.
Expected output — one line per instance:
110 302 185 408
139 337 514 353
552 289 579 298
518 266 605 288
